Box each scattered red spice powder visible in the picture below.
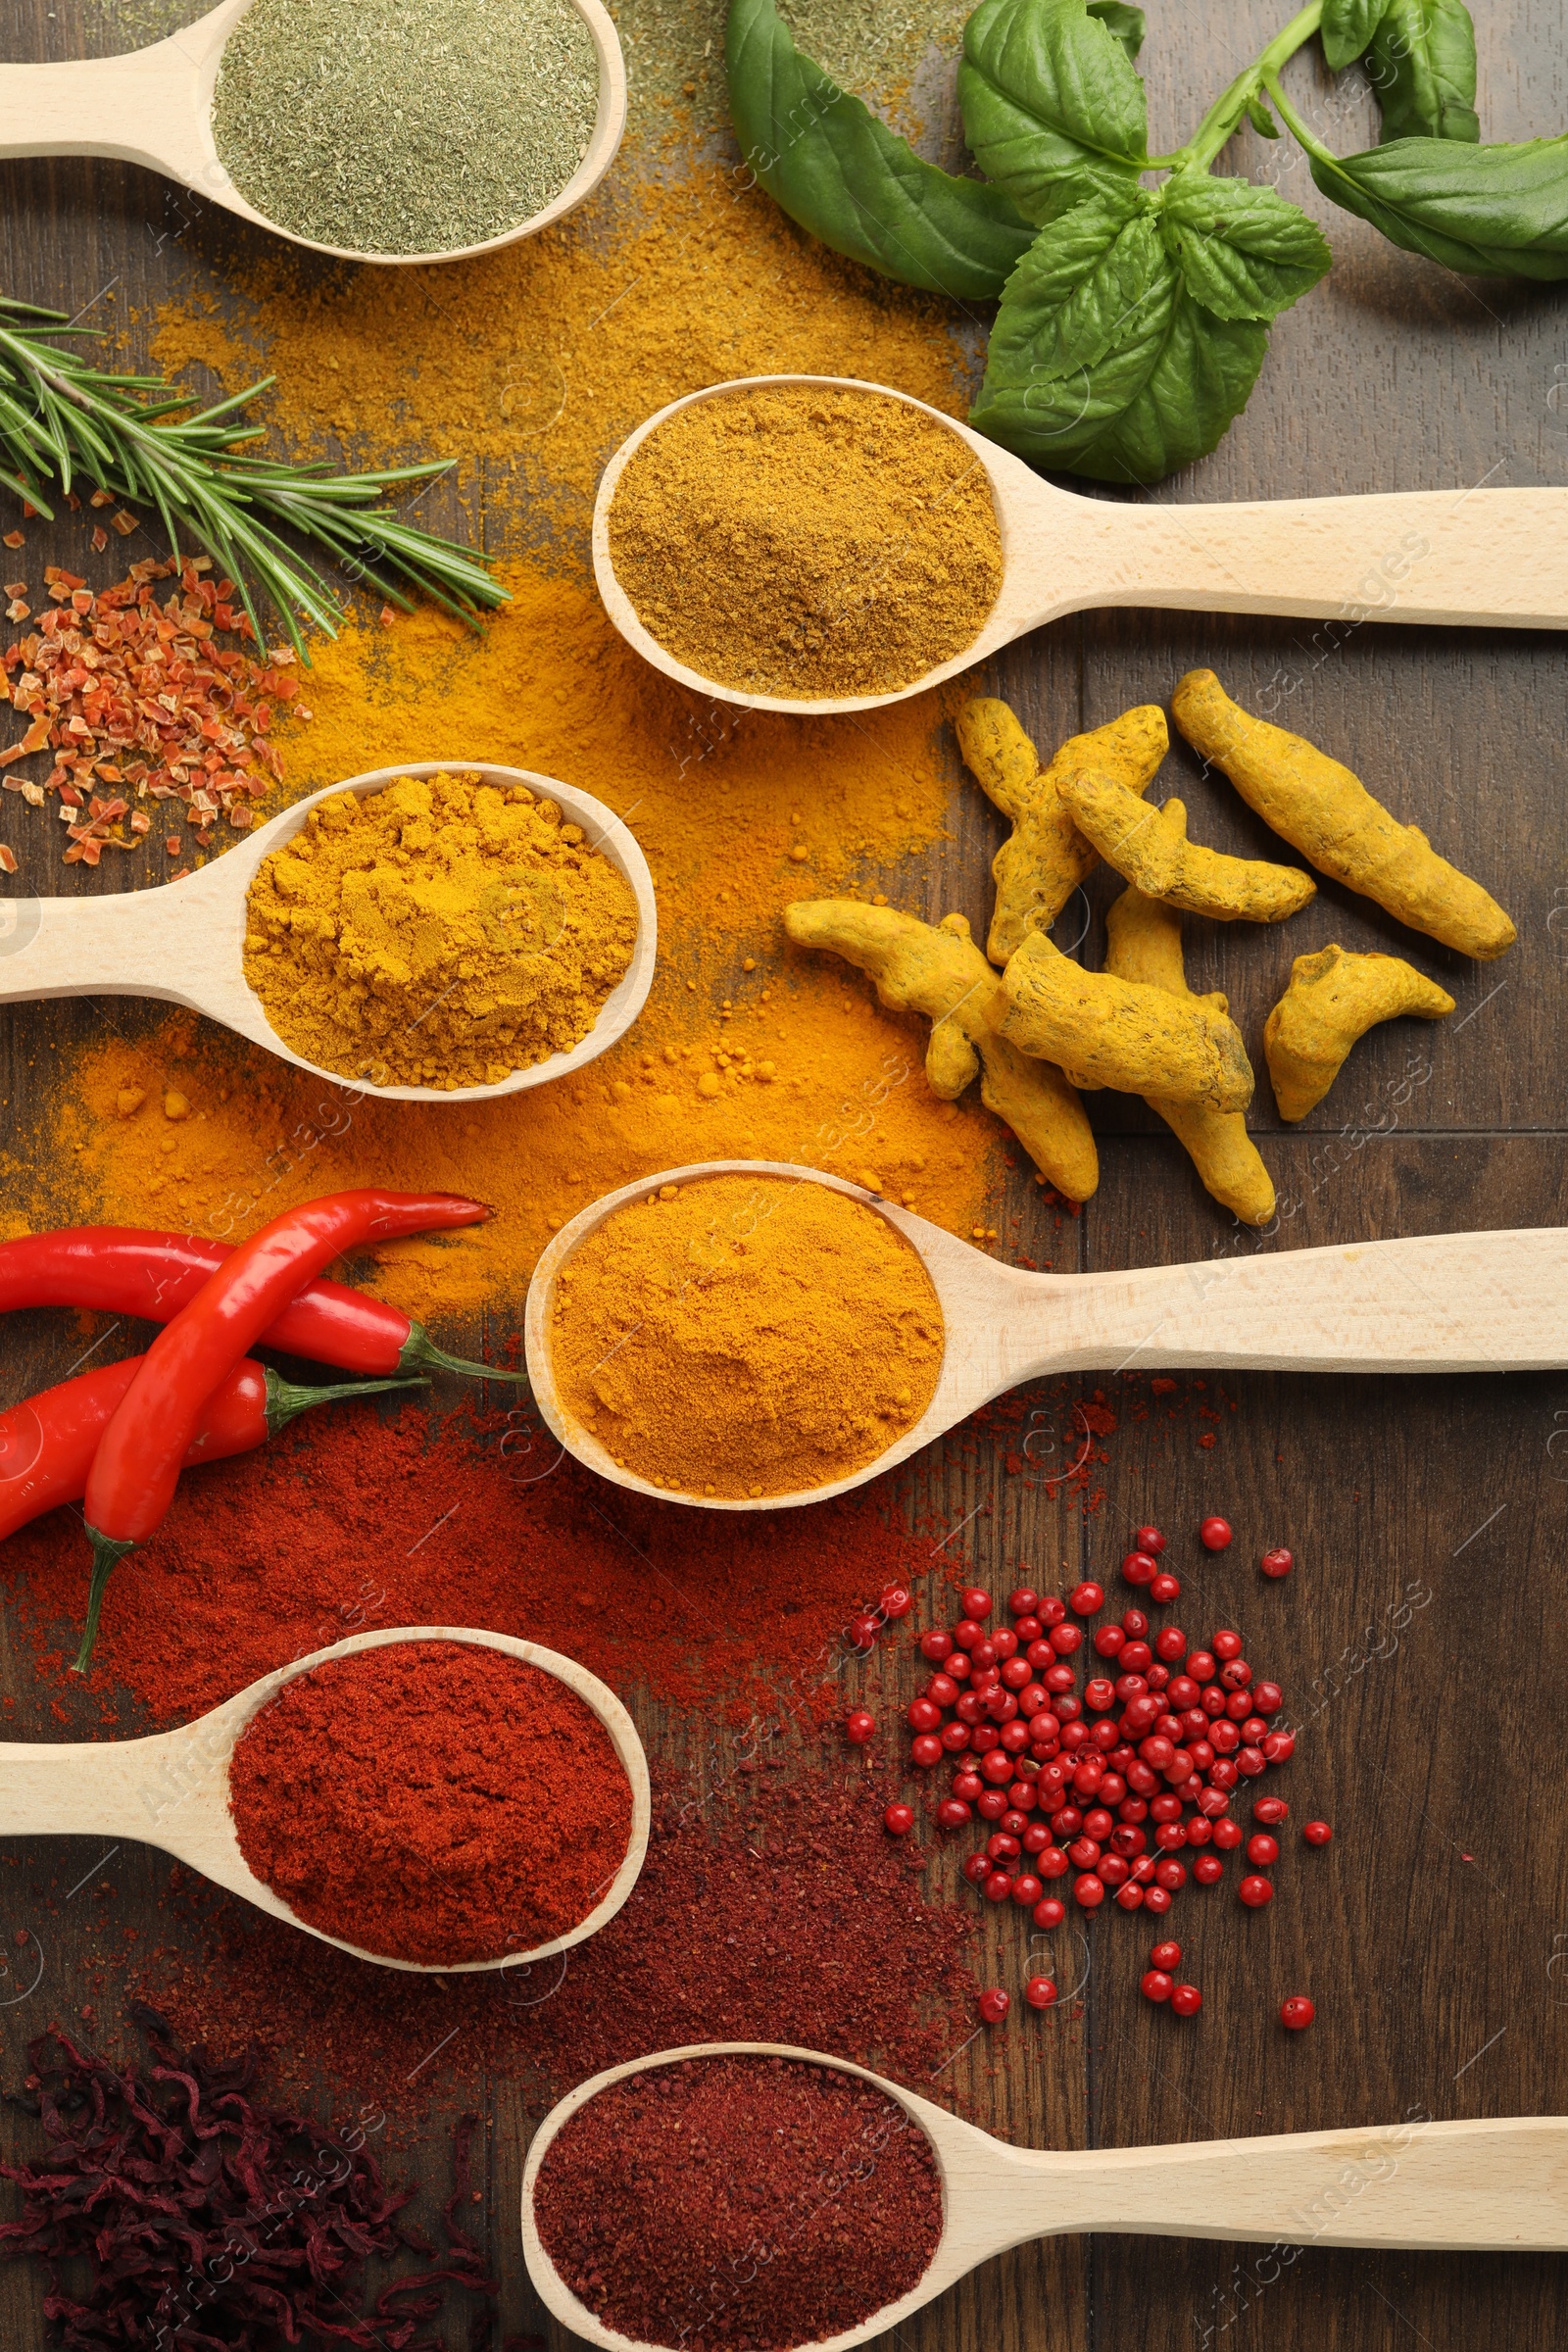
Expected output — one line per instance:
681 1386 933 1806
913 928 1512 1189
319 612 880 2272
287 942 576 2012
533 2054 943 2351
131 1767 977 2119
4 1403 934 1731
228 1642 632 1966
0 555 295 866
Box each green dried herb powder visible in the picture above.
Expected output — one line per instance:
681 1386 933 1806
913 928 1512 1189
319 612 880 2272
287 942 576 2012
212 0 601 258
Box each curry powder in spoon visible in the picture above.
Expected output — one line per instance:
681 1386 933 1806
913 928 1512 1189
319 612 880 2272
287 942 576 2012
609 384 1003 698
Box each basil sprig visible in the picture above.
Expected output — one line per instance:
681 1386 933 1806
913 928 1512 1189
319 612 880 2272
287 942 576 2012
726 0 1034 298
727 0 1568 487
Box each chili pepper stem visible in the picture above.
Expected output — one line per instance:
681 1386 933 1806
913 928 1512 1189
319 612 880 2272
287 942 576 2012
261 1368 428 1436
397 1325 530 1383
74 1530 136 1676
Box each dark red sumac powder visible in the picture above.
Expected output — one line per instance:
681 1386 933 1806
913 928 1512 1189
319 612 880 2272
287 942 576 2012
227 1641 631 1966
534 2055 943 2351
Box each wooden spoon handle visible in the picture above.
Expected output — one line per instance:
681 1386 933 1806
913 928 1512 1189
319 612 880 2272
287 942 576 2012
0 49 190 169
0 1732 198 1841
1043 486 1568 632
0 0 236 176
0 890 192 1006
997 1229 1568 1385
1017 2116 1568 2250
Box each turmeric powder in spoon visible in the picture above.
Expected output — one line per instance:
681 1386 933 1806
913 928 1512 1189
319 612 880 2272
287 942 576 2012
244 771 638 1090
548 1173 944 1498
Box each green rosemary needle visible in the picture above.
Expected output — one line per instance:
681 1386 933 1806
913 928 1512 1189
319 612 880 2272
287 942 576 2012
0 295 507 656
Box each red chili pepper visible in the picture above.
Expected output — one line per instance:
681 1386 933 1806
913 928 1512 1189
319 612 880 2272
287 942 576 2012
0 1356 422 1545
76 1190 487 1671
0 1226 518 1381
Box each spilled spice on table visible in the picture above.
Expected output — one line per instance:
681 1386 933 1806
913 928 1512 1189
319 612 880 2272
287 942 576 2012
146 163 981 563
6 561 1014 1275
2 1401 934 1727
124 1770 976 2120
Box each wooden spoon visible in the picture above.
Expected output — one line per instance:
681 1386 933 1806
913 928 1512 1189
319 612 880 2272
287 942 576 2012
0 760 658 1103
521 2040 1568 2349
524 1160 1568 1510
0 1625 650 1975
593 373 1568 714
0 0 626 268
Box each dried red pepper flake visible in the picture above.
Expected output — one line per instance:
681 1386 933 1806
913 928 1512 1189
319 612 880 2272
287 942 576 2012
0 557 291 864
0 2009 498 2350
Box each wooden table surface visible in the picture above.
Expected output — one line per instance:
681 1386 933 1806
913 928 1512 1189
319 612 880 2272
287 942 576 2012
1 3 1565 2348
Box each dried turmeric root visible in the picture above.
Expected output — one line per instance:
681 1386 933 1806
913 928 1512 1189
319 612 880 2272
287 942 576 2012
1172 670 1516 959
1103 882 1276 1224
956 697 1168 963
1059 772 1316 924
989 933 1254 1114
1265 944 1455 1121
782 899 1099 1200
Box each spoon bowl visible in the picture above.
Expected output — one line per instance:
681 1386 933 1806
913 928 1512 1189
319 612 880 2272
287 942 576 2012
0 760 657 1102
0 1624 650 1975
0 0 626 268
594 374 1568 715
521 2039 1568 2351
525 1160 1568 1510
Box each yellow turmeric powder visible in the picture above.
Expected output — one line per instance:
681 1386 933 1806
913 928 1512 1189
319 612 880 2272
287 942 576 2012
955 698 1168 962
782 898 1098 1200
150 165 978 570
548 1174 945 1498
243 772 638 1090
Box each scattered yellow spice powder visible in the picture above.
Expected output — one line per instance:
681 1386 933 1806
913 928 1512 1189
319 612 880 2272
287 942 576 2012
243 771 638 1090
548 1174 946 1497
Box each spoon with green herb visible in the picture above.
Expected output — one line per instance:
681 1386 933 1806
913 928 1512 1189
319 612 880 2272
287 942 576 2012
0 0 626 267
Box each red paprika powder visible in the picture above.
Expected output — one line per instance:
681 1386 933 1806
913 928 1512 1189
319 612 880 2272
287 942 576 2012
532 2054 943 2351
227 1642 631 1966
7 1403 931 1730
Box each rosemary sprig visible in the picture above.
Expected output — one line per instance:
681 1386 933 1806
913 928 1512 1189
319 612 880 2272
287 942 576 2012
0 296 507 656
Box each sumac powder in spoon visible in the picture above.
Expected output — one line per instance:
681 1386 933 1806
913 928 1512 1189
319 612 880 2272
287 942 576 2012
533 2053 942 2349
228 1640 630 1965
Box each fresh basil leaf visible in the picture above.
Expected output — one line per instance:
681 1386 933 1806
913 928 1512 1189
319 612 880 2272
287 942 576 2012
1320 0 1393 73
1365 0 1479 142
1161 172 1332 321
970 192 1268 481
1245 92 1281 139
1087 0 1145 63
1309 134 1568 277
958 0 1148 226
725 0 1035 299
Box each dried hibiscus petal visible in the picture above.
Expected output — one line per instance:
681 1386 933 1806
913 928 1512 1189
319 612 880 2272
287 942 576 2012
0 2009 497 2349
